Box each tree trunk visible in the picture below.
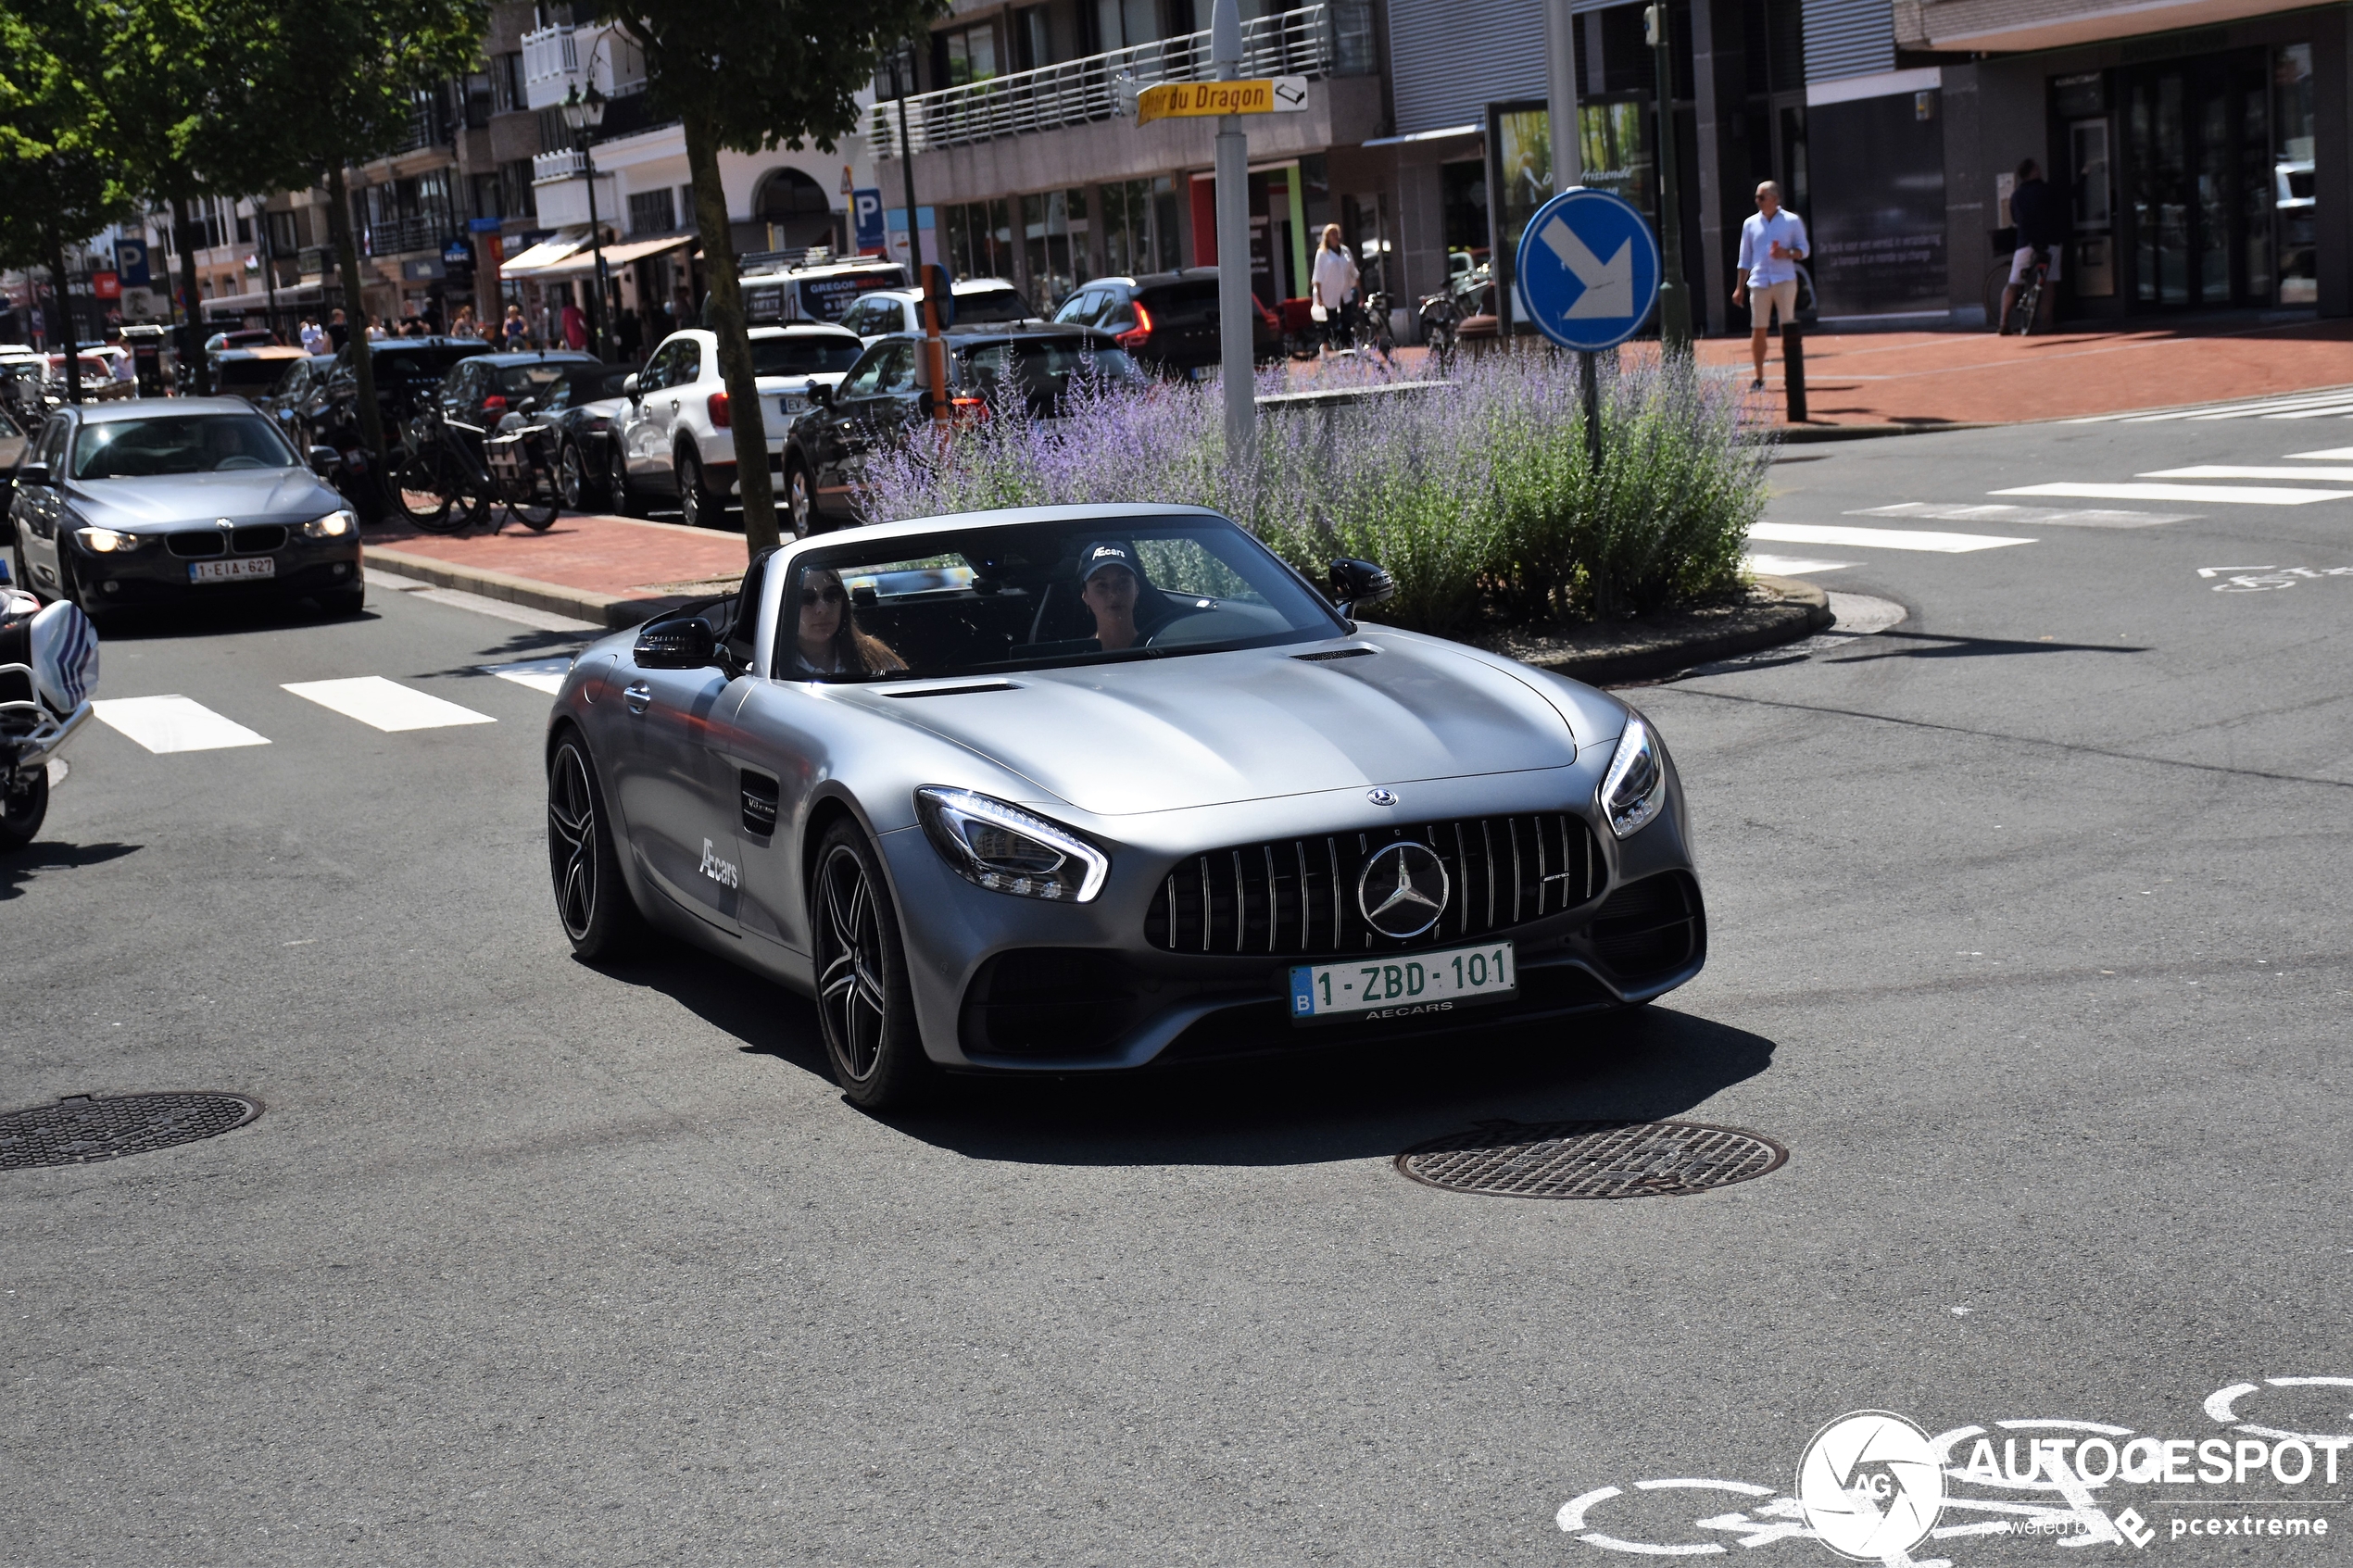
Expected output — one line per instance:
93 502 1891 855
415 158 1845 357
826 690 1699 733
44 223 82 408
170 195 209 396
683 107 779 557
324 165 384 459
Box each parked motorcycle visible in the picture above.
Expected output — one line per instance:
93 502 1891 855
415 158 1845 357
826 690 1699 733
0 589 99 852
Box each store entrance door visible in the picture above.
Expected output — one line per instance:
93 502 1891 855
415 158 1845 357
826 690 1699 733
2122 50 2272 309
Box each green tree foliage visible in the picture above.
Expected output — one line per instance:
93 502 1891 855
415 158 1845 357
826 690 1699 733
0 0 130 404
594 0 945 555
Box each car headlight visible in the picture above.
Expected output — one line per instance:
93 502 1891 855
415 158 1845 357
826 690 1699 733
1597 713 1667 839
302 508 358 539
73 526 147 554
915 785 1108 902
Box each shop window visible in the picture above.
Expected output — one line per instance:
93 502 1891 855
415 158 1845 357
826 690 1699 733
1022 188 1091 308
943 198 1014 281
1099 177 1178 276
2274 42 2316 305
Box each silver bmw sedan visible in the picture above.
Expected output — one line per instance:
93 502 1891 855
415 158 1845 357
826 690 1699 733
7 397 363 623
547 504 1705 1110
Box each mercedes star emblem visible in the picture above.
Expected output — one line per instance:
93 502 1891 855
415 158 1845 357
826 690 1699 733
1357 841 1450 938
1367 787 1398 806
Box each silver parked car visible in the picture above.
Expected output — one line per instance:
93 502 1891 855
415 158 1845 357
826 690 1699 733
545 504 1704 1108
8 398 362 624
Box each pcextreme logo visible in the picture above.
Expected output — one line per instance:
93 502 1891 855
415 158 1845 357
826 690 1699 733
1555 1376 2349 1562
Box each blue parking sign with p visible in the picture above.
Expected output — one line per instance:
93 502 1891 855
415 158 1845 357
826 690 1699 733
852 188 887 255
115 238 150 288
1513 188 1661 353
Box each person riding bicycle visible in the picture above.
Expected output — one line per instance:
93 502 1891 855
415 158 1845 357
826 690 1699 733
2001 158 2067 334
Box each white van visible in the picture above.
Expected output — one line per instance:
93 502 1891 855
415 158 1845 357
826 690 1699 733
733 257 910 327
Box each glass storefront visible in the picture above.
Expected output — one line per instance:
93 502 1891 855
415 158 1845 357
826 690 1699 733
1021 189 1092 309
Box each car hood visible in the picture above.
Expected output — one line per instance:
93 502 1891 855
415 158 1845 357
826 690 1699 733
65 469 344 529
837 634 1593 816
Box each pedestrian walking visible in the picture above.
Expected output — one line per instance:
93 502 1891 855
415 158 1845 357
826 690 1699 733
327 308 349 350
501 304 528 349
1311 223 1360 356
560 298 588 351
1731 180 1808 391
450 304 477 340
298 317 325 355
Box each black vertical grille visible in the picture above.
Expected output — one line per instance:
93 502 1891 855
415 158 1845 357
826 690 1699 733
1145 814 1604 957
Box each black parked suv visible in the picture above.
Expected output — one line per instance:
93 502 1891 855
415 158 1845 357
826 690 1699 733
1050 268 1280 375
781 327 1144 533
316 337 494 452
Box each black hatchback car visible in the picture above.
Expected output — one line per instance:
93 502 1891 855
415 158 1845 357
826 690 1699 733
316 337 494 450
1049 268 1280 375
781 327 1143 533
431 350 603 427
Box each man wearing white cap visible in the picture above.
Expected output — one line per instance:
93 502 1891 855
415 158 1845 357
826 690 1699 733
1078 541 1147 651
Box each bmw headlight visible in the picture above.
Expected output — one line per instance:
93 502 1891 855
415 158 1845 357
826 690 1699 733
302 508 359 539
73 526 148 554
1597 713 1667 839
915 786 1108 902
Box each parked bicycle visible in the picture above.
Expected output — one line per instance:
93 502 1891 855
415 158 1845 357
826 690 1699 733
392 400 560 534
2001 245 2053 336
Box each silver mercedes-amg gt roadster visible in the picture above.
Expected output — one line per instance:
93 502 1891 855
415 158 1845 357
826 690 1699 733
545 504 1704 1108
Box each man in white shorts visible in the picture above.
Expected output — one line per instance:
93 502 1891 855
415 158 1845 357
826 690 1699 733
2000 158 2065 333
1732 181 1808 390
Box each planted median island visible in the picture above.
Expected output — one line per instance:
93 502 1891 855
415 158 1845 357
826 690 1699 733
858 351 1781 671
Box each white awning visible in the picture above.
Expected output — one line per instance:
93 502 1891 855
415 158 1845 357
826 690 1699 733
498 231 590 276
528 232 694 279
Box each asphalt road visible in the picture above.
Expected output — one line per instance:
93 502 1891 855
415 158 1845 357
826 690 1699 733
4 406 2349 1568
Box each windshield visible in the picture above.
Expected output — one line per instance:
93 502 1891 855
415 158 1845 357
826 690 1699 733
751 335 863 376
952 287 1033 324
72 414 297 478
956 340 1145 404
546 367 635 408
492 360 589 398
777 517 1342 681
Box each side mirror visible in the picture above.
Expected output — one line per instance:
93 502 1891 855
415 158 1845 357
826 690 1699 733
634 615 717 670
804 379 833 409
621 372 640 398
13 462 50 488
308 445 343 476
515 395 539 415
1328 558 1395 616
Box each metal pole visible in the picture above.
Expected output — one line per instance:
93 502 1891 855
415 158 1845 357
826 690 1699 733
1544 0 1584 194
1579 349 1601 472
1648 2 1691 353
259 205 281 341
1211 0 1254 458
580 134 608 359
896 90 923 272
1780 321 1806 422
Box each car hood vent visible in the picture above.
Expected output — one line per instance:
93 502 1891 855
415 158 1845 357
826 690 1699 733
882 681 1022 698
1293 646 1378 662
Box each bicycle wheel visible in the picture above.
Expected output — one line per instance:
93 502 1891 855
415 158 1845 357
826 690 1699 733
506 466 561 531
2007 276 2043 337
1983 261 2013 332
393 445 464 533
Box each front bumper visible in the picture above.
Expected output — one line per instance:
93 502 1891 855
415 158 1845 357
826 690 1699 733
875 754 1704 1073
69 537 363 607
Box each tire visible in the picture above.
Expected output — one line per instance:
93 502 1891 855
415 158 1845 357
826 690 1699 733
547 732 643 960
676 450 717 529
785 461 817 538
558 439 597 511
394 445 463 533
607 439 643 519
10 539 36 600
507 465 561 531
0 765 47 853
811 819 930 1110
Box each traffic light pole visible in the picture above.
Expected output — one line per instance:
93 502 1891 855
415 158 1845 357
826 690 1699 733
1649 1 1692 353
1211 0 1255 458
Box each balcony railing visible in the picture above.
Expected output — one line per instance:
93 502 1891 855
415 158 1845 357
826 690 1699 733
521 22 577 105
362 214 441 257
533 148 585 185
522 20 648 110
868 2 1366 157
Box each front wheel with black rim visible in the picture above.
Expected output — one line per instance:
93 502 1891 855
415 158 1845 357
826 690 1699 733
0 765 48 852
558 439 597 510
676 451 718 529
547 733 643 960
607 440 642 519
812 820 930 1110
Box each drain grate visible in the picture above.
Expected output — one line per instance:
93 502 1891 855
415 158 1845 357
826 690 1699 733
0 1093 262 1170
1396 1118 1785 1198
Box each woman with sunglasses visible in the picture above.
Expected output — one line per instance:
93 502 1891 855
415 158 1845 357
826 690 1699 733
792 568 902 677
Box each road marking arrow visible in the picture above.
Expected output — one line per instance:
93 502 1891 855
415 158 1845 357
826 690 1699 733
1540 217 1633 319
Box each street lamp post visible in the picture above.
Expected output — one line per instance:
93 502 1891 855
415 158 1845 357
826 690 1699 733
561 83 610 360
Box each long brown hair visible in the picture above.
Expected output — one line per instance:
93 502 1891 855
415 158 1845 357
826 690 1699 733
802 569 902 673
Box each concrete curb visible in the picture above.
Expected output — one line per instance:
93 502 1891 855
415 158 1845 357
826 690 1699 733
1772 420 2000 444
362 542 692 630
1501 575 1834 686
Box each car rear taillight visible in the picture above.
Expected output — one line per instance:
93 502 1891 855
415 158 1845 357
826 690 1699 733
708 390 730 428
1116 303 1155 350
481 395 507 414
948 395 990 421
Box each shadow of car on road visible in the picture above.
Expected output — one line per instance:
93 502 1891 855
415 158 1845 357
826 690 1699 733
0 838 143 898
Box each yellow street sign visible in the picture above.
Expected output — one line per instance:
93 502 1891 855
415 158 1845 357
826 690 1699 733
1134 76 1309 126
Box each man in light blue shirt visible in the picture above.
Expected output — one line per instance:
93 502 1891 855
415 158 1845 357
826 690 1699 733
1732 181 1808 391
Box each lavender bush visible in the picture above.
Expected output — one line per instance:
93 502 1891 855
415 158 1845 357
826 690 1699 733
857 350 1770 636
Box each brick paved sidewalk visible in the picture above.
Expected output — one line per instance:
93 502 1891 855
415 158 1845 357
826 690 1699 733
365 511 753 627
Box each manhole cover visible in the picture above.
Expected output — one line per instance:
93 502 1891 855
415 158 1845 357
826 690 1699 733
0 1093 262 1170
1396 1118 1785 1198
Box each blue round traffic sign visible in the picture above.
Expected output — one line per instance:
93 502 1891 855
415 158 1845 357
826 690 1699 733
1514 188 1662 353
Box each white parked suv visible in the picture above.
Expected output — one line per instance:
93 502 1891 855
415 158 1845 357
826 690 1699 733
835 279 1040 345
610 324 865 527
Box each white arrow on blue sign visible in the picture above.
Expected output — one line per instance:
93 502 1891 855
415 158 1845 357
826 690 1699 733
1513 188 1662 353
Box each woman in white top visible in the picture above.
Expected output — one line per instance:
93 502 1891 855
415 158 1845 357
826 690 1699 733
1310 223 1359 355
791 568 904 678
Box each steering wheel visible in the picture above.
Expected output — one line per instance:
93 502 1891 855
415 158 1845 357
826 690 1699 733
215 455 266 470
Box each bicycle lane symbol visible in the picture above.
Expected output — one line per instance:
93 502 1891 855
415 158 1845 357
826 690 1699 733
2199 564 2353 592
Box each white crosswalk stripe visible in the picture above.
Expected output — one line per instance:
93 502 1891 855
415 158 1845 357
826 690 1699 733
1849 502 2186 528
1745 552 1859 576
282 676 497 732
2141 465 2353 482
480 658 574 696
1750 521 2035 553
2284 447 2353 460
2066 385 2353 423
1993 481 2353 505
91 696 271 754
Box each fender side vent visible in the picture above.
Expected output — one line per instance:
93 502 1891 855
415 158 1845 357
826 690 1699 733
739 771 780 837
